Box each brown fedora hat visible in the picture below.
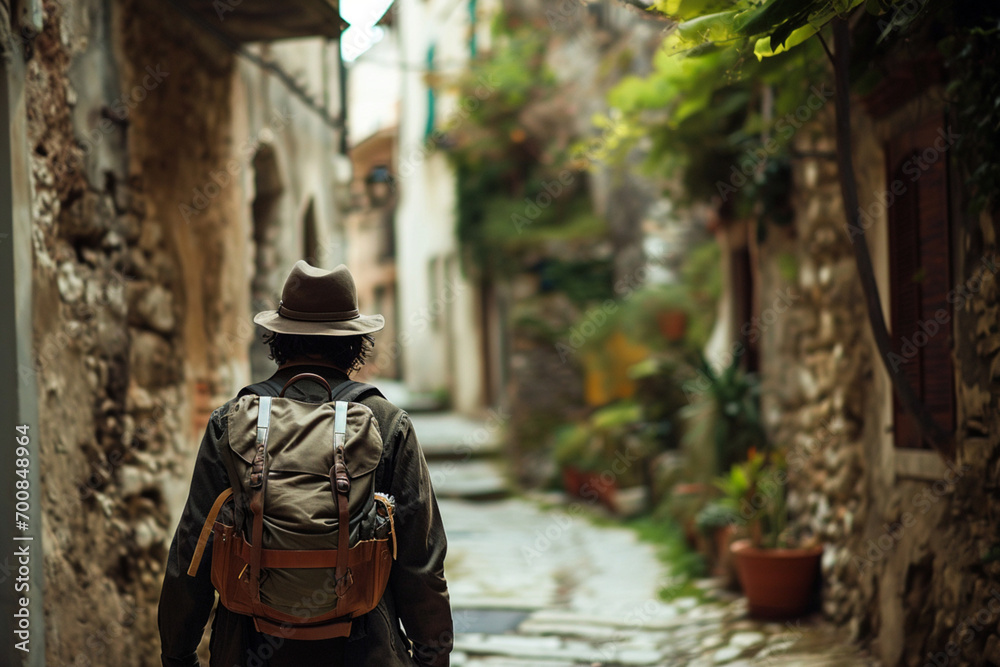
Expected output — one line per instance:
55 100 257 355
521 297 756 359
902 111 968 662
253 261 385 336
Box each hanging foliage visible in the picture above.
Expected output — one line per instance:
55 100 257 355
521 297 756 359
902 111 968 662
443 14 607 280
942 15 1000 217
598 32 825 222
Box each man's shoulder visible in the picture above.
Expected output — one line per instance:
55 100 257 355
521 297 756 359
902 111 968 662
204 396 242 437
357 393 410 439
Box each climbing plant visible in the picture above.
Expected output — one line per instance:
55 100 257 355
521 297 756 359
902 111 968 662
620 0 985 457
941 15 1000 217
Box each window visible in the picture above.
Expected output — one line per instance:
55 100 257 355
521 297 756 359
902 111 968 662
885 115 955 449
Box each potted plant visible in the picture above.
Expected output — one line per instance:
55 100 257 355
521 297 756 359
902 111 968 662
658 310 688 342
719 451 823 619
553 423 612 509
679 351 767 486
553 402 646 513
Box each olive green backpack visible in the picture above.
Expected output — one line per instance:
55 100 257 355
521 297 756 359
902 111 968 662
186 373 397 640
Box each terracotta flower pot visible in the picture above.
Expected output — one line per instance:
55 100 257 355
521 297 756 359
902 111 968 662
730 538 823 619
672 482 710 496
561 466 582 496
561 466 617 511
657 310 688 342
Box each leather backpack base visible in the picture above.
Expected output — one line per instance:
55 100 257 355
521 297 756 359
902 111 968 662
209 497 395 639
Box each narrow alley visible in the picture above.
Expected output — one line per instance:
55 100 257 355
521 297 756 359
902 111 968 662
6 1 1000 665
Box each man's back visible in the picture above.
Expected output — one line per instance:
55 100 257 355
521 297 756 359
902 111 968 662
158 364 452 667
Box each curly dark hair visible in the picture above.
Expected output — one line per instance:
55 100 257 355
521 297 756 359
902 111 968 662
262 332 375 375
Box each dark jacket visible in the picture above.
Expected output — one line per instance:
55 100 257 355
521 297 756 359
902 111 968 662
158 364 453 667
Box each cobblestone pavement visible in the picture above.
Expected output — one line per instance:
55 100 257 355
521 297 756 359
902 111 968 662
440 497 880 667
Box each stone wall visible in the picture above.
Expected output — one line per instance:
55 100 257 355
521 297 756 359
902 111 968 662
755 103 876 638
28 0 240 663
507 280 589 486
756 93 1000 666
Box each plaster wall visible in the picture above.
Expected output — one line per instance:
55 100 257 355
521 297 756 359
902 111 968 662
236 39 348 379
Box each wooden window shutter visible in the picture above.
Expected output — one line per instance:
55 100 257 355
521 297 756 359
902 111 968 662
915 133 955 441
888 154 923 448
886 116 955 449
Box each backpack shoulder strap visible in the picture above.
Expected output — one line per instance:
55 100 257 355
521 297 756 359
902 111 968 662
331 380 385 404
186 488 233 576
237 379 281 398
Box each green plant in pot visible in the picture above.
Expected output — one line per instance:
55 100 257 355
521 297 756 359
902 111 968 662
553 402 645 512
553 423 608 508
629 356 693 453
719 450 824 619
679 351 767 485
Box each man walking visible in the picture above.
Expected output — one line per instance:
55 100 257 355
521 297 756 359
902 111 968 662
158 261 452 666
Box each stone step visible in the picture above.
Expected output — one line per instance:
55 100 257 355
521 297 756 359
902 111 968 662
516 620 635 642
757 656 877 666
523 606 729 632
427 460 509 500
409 411 505 461
453 608 531 635
368 379 446 413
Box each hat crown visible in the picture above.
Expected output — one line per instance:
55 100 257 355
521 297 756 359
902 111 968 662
253 261 384 336
278 261 360 323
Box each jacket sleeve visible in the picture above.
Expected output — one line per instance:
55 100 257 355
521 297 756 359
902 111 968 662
387 414 453 667
158 406 231 667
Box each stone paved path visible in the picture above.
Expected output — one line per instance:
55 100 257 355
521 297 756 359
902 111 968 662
440 497 880 667
411 411 879 666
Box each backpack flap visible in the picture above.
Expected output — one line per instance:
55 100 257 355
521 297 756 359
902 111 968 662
226 395 383 525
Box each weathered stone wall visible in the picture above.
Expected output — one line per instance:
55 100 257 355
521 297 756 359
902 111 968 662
28 0 239 663
757 94 1000 666
756 103 876 638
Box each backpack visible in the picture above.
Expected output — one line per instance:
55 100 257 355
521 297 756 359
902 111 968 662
185 373 397 640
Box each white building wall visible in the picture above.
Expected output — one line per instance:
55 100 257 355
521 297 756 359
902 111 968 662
347 36 401 143
347 0 499 413
394 0 482 412
244 39 347 271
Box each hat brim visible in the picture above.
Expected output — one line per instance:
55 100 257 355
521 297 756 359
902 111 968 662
253 310 385 336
